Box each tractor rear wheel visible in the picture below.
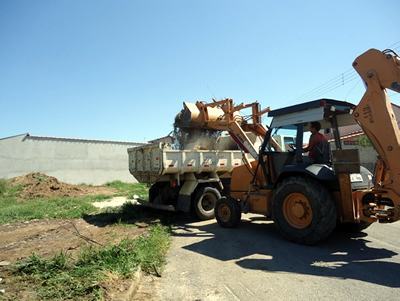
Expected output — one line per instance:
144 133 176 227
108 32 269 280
272 176 337 245
215 197 241 228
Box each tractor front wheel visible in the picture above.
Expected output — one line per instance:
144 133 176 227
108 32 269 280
215 197 241 228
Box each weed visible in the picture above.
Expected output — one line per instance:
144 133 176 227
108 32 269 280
0 195 107 224
0 179 22 198
14 225 170 300
0 179 7 196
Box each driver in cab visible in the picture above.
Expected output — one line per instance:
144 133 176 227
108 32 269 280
303 121 330 164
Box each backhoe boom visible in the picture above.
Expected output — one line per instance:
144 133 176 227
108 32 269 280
352 48 400 218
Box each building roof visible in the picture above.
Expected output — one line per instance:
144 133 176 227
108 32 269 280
0 133 28 141
336 103 400 138
148 135 174 144
0 133 143 146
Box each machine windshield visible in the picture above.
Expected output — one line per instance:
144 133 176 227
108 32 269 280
269 126 297 152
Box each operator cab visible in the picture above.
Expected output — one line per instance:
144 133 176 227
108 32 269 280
263 99 372 189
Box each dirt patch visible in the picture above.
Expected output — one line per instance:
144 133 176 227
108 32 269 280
11 173 116 199
102 270 142 301
0 218 148 300
0 219 146 262
132 274 159 301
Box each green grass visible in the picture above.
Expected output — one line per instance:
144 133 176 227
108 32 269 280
0 180 22 198
0 178 7 195
0 194 109 224
106 181 148 199
14 225 171 300
0 178 149 224
1 179 171 300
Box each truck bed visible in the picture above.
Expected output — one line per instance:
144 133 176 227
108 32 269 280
128 143 247 184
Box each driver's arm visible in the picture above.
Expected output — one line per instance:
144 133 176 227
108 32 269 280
303 135 316 153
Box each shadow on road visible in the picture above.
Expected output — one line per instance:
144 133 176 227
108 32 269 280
82 203 181 227
177 219 400 288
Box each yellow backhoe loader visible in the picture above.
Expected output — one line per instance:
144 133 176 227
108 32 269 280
175 48 400 244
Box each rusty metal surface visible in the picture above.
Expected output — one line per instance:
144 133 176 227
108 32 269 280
337 173 356 223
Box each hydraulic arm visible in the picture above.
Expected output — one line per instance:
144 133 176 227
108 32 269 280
352 49 400 219
175 98 278 159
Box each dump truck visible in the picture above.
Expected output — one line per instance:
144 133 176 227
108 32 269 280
128 141 255 220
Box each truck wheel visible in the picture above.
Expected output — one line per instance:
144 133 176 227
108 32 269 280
272 176 336 245
215 196 241 228
193 186 221 220
148 183 161 203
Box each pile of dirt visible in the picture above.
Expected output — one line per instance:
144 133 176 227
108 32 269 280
11 173 116 199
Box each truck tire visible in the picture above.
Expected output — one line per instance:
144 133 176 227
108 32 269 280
193 186 221 220
272 176 336 245
215 196 241 228
149 182 179 206
148 182 161 203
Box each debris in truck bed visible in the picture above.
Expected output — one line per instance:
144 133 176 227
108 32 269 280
173 126 220 150
173 100 241 150
174 109 221 150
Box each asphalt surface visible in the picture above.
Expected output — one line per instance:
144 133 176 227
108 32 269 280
155 215 400 300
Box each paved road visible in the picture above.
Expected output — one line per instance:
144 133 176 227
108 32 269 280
154 215 400 300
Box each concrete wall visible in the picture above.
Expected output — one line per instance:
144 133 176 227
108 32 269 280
341 145 377 172
0 134 143 185
331 135 377 172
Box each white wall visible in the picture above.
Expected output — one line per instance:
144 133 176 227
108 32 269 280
331 137 377 172
0 135 142 185
341 144 377 172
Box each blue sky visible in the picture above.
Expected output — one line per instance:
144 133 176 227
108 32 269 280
0 1 398 142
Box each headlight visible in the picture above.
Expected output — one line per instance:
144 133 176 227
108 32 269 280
350 173 363 182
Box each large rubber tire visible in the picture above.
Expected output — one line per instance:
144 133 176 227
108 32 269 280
148 182 162 203
149 182 179 206
215 197 241 228
272 176 337 245
193 186 221 220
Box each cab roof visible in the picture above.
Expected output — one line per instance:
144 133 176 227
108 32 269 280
268 99 355 117
268 99 357 129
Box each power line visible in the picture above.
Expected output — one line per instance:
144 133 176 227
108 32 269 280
387 40 400 49
305 76 358 100
296 72 358 101
299 69 354 95
292 41 400 102
344 78 362 101
295 69 355 101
